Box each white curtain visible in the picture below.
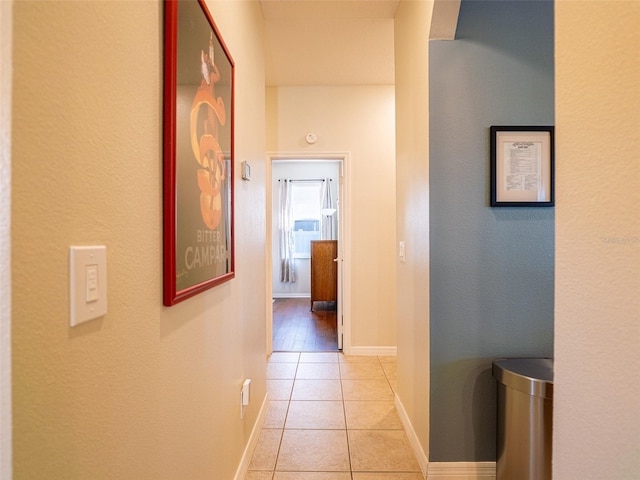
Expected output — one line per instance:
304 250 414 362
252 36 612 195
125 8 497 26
321 178 336 240
279 179 296 283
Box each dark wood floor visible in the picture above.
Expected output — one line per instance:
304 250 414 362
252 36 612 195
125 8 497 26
272 298 338 352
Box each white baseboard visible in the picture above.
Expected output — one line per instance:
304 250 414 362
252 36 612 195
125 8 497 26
394 393 428 478
427 462 496 479
233 393 269 480
271 293 310 299
394 393 495 480
347 345 397 356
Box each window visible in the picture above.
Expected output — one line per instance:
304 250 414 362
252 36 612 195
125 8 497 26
291 181 322 258
293 219 320 256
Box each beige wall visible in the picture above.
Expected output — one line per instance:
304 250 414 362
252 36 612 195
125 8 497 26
266 85 397 351
554 1 640 478
394 0 433 465
11 1 266 478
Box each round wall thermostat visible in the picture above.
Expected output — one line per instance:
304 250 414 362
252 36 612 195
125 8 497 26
305 133 318 144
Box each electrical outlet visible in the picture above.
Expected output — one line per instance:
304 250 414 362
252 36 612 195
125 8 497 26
240 378 251 418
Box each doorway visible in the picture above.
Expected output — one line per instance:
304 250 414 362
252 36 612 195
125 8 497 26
266 154 349 354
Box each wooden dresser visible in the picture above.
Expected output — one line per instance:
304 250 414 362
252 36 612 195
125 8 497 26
310 240 338 311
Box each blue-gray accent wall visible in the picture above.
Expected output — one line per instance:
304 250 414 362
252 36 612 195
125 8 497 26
429 0 555 462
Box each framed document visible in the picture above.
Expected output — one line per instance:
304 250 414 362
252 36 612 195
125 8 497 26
490 126 554 207
163 0 235 306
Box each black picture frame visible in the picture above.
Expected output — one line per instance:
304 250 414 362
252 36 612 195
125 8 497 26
490 126 554 207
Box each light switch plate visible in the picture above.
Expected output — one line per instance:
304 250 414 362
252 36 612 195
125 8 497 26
399 241 406 263
241 161 251 180
70 246 107 326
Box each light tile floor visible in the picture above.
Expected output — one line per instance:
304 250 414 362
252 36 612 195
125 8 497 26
245 352 424 480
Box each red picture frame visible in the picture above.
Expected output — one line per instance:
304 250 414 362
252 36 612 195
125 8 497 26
163 0 235 306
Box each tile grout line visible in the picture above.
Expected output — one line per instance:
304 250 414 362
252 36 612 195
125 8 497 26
338 357 355 477
270 355 296 477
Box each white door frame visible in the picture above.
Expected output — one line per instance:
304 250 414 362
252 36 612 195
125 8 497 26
1 1 13 476
266 152 351 355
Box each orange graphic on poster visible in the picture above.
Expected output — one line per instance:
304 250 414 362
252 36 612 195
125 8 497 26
190 32 227 230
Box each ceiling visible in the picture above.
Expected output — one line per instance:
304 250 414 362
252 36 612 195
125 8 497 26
260 0 401 86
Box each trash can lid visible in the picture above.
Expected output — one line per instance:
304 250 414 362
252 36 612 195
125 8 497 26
493 358 553 399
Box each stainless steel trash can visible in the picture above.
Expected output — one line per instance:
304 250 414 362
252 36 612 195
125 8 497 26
493 358 553 480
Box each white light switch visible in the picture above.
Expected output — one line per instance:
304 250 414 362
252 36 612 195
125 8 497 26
70 246 107 326
86 265 99 302
399 241 406 263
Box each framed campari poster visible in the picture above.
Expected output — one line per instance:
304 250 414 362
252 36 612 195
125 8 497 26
163 0 235 305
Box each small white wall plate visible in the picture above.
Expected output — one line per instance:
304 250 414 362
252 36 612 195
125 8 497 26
241 161 251 180
70 245 107 326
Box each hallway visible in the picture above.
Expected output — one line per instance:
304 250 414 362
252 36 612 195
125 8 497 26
245 352 422 479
